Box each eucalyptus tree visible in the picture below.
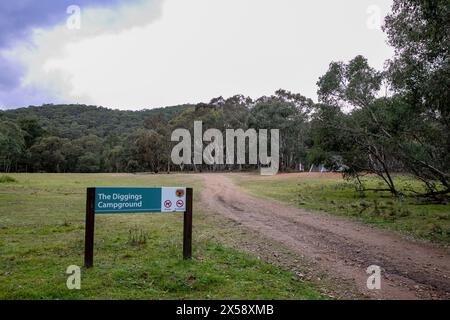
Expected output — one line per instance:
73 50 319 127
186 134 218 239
383 0 450 197
0 120 25 172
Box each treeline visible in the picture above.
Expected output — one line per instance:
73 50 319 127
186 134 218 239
0 0 449 199
0 91 314 174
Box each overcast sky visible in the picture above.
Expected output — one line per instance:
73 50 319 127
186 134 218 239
0 0 394 110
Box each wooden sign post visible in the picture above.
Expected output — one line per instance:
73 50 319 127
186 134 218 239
84 188 96 268
183 188 193 260
84 187 193 268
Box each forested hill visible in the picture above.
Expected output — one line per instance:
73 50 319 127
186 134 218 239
0 104 190 139
0 92 315 174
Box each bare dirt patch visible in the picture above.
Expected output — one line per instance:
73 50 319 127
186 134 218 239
199 173 450 300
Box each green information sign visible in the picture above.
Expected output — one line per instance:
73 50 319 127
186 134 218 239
94 187 187 214
84 187 193 268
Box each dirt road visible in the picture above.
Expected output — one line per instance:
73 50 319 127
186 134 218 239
200 174 450 299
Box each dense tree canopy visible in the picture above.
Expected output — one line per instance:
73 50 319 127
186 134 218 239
0 92 312 174
310 0 449 199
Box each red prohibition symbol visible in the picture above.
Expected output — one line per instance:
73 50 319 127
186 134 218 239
164 200 172 208
176 200 184 208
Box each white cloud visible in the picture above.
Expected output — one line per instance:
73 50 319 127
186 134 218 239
6 0 394 110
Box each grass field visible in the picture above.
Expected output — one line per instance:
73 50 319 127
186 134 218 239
0 173 323 300
234 174 450 244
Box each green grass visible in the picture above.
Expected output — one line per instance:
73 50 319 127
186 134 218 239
0 175 17 183
0 173 323 300
234 174 450 244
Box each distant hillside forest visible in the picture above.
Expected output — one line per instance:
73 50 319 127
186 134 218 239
0 91 314 174
1 0 449 199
